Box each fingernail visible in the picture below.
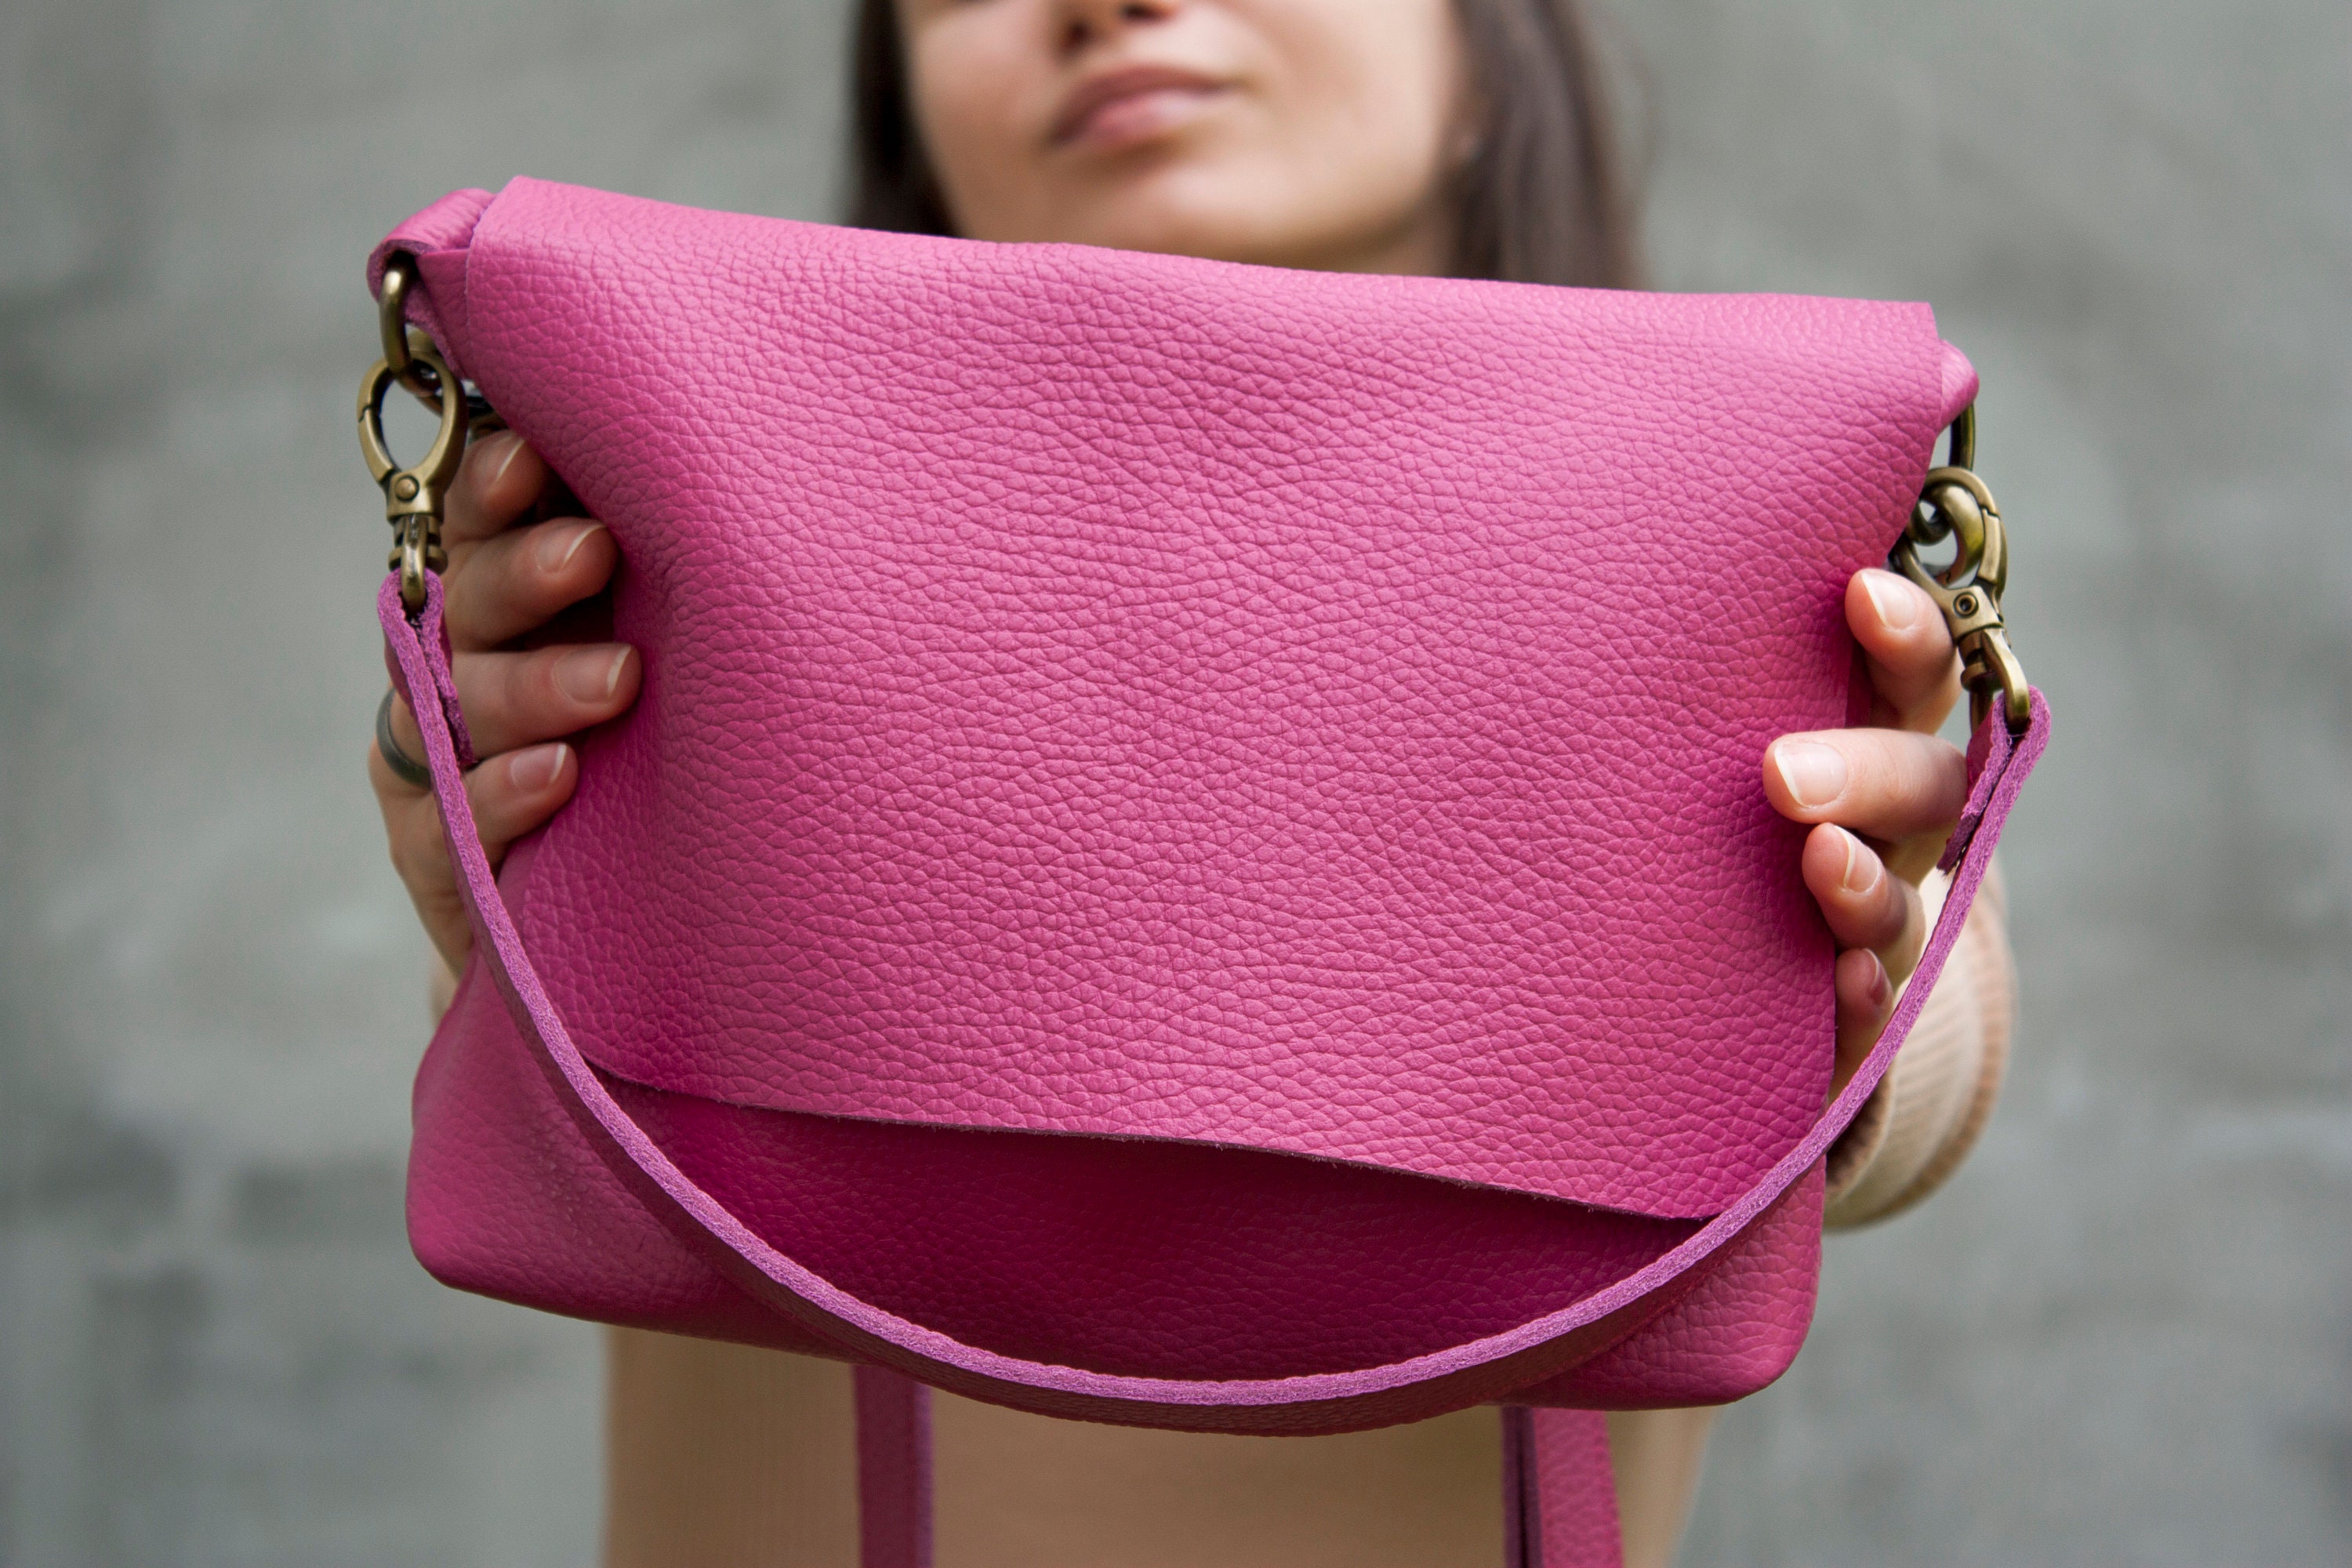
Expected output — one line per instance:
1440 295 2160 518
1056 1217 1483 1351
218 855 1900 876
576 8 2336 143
470 432 522 493
1774 741 1848 810
510 742 568 791
1833 826 1879 895
1861 569 1922 631
537 521 606 573
1862 951 1891 1011
480 432 522 493
556 645 628 702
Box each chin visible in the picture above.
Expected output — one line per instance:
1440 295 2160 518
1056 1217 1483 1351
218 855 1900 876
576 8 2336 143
1052 159 1341 270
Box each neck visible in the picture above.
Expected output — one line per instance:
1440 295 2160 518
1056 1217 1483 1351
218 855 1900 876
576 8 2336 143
1256 191 1457 279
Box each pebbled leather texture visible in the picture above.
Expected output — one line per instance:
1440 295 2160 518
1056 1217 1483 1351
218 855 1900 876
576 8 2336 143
373 179 2044 1564
387 178 1973 1219
1513 1165 1823 1409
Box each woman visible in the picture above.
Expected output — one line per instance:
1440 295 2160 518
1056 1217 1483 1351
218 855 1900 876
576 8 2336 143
371 1 2014 1562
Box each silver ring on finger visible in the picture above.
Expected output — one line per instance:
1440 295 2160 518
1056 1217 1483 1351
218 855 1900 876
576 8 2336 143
376 689 434 790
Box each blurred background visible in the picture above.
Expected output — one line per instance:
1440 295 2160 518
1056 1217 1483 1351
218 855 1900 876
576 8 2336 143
1 2 2344 1563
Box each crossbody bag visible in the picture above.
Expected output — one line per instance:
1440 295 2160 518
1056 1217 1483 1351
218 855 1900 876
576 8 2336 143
359 179 2048 1566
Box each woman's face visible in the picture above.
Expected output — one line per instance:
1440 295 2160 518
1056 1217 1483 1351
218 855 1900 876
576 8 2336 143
895 0 1472 274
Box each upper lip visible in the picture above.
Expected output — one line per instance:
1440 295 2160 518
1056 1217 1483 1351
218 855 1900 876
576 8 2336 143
1049 64 1227 145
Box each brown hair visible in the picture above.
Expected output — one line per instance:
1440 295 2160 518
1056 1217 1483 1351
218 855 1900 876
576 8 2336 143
846 0 1641 289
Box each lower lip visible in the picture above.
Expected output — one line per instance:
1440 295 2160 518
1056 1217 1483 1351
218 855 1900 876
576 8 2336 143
1062 85 1226 152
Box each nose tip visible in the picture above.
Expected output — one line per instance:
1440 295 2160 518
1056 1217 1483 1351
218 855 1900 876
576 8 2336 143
1058 0 1177 55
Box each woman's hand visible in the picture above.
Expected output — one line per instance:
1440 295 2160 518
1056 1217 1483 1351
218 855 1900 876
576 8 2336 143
1764 569 1968 1100
368 432 641 977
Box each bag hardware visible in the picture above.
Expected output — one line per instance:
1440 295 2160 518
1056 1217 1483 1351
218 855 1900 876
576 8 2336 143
358 252 501 613
1889 406 2031 732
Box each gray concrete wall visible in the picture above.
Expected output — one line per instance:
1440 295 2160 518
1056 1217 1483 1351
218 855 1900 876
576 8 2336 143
0 2 2341 1564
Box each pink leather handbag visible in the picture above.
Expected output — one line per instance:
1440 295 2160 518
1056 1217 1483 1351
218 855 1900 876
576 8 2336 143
360 178 2046 1567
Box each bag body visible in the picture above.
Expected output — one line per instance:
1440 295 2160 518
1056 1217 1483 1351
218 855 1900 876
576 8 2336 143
367 179 2048 1563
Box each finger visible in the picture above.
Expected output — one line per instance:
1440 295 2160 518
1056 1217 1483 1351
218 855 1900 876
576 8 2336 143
462 742 579 851
441 430 547 548
383 644 641 762
1800 824 1924 980
1846 569 1962 733
1762 728 1968 843
444 517 618 651
368 690 430 800
1830 947 1893 1102
370 746 468 970
377 741 579 975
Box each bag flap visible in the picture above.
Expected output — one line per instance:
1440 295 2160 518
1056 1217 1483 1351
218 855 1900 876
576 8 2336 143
386 177 1957 1220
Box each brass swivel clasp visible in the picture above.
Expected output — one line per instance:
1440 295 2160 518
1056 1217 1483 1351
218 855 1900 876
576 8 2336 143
358 253 485 615
1888 405 2031 734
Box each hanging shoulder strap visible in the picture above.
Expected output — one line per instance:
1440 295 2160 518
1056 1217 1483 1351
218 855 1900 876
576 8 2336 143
380 572 2048 1566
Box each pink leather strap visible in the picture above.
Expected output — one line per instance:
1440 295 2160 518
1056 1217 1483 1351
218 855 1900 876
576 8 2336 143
379 569 2047 1559
1503 1407 1622 1568
855 1367 934 1568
